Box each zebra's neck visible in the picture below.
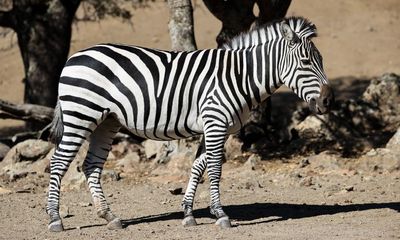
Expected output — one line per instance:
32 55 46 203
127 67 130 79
215 45 283 108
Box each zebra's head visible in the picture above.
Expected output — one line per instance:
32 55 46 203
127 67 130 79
278 18 334 114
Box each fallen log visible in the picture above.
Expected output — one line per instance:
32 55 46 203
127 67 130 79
0 99 54 123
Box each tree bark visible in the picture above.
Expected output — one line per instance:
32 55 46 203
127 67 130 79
0 0 80 130
167 0 197 51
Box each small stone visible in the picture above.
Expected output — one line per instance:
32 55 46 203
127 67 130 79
79 202 92 207
244 154 260 170
0 187 11 195
299 176 313 187
168 187 183 195
60 205 70 219
101 170 121 182
107 193 114 197
244 182 253 190
299 158 310 168
344 186 354 192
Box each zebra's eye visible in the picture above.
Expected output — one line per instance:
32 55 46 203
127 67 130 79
301 59 311 65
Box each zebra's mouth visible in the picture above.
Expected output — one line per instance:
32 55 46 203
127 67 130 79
309 98 329 115
308 85 334 115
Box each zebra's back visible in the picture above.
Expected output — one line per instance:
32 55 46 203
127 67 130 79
58 44 224 140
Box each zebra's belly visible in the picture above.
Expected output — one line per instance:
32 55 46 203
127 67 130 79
125 115 204 141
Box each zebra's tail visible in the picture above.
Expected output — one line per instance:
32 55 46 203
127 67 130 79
49 100 64 145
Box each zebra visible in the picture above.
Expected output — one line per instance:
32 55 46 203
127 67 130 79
46 16 334 232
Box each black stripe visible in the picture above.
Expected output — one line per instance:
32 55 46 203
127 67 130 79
59 95 107 113
60 76 128 126
63 110 98 125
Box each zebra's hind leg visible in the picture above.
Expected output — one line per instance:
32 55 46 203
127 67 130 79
181 137 206 227
82 117 123 230
47 132 89 232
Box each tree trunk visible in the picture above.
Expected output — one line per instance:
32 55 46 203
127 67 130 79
0 0 80 130
167 0 197 51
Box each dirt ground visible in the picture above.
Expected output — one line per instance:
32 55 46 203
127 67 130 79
0 0 400 239
0 160 399 240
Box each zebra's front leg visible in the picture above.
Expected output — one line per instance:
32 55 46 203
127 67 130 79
204 121 231 228
182 152 207 227
83 117 123 230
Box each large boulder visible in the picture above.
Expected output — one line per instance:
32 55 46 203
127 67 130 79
0 140 53 180
289 73 400 156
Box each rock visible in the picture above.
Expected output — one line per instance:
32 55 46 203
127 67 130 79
143 138 200 165
299 176 313 187
0 143 10 161
1 148 51 182
1 140 52 167
324 184 341 197
60 205 70 219
344 186 354 192
79 202 92 207
61 142 89 190
111 141 141 159
286 73 400 157
386 128 400 149
168 187 183 195
358 148 400 173
244 154 260 170
307 152 340 171
0 187 11 195
225 135 244 161
362 73 400 129
101 170 121 182
150 153 192 183
294 115 331 140
298 158 310 168
142 140 164 160
115 152 141 173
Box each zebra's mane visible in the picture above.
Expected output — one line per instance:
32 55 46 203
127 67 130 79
223 16 317 50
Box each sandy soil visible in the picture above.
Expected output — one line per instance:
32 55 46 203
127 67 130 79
0 0 400 239
0 160 399 240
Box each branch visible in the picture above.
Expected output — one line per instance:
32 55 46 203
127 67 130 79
0 10 16 29
0 99 54 123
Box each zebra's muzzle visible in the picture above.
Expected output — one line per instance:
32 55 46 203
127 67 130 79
309 84 334 114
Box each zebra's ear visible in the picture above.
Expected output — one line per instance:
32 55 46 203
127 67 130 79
280 21 299 44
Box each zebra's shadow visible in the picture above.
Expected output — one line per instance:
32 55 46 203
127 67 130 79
121 201 400 227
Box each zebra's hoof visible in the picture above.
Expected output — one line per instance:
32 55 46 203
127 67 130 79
215 216 231 229
48 219 64 232
182 215 197 227
107 218 123 230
